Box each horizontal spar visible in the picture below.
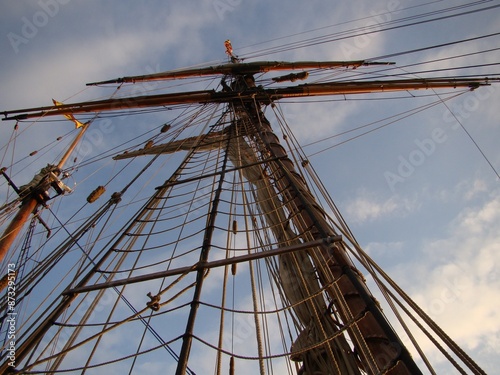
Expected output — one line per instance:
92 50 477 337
64 235 342 295
2 78 497 121
86 60 393 85
1 90 217 121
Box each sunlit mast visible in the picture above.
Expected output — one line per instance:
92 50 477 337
0 115 89 263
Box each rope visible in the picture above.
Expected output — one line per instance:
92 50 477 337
237 0 438 54
438 94 500 179
369 32 500 62
304 91 467 157
240 2 498 60
345 241 487 374
21 337 182 374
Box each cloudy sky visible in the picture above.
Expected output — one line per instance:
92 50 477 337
1 0 499 373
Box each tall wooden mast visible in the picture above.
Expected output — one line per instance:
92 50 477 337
0 122 88 263
0 47 494 374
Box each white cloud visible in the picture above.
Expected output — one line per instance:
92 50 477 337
344 189 419 223
401 191 500 370
278 99 358 144
437 178 489 203
1 1 219 107
364 240 403 257
346 181 500 371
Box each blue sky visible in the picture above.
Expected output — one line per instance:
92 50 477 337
1 0 499 373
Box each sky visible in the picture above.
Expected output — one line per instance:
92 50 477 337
1 0 499 374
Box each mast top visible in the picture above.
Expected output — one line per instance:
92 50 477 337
224 39 240 63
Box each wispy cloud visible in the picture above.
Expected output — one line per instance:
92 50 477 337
404 191 500 369
437 178 489 203
344 189 419 223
